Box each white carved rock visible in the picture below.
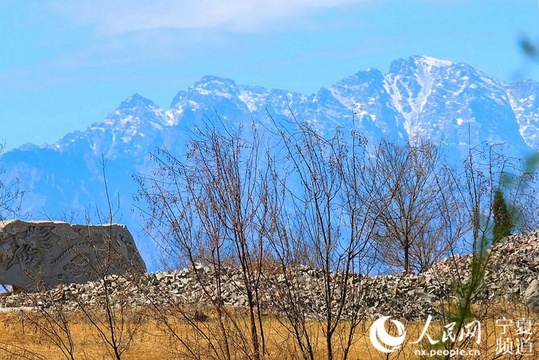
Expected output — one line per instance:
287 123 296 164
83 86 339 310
0 220 147 291
524 279 539 311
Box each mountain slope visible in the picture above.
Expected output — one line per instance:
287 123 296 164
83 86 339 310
1 55 538 270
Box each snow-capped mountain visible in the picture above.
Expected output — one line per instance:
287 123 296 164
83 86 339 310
1 55 538 269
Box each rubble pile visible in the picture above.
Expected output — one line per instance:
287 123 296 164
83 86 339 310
423 230 539 303
1 231 539 320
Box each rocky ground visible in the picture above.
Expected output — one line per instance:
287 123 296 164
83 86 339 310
1 231 538 320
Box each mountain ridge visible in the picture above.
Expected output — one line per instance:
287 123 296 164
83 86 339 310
2 54 539 270
23 54 537 155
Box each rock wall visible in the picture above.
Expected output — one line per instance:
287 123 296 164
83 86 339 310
0 220 146 291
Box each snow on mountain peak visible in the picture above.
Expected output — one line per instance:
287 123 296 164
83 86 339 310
414 55 454 68
388 55 454 78
121 93 157 108
192 76 238 98
103 93 165 128
3 55 539 272
19 55 539 159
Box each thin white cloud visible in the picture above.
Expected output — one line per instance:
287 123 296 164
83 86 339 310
51 0 369 34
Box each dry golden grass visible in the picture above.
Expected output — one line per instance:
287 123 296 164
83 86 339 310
0 303 535 359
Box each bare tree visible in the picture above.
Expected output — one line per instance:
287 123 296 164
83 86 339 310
435 141 539 359
368 138 467 273
25 292 76 360
135 115 388 360
267 118 384 360
73 156 145 360
135 115 539 360
135 119 273 359
23 156 146 360
0 143 26 221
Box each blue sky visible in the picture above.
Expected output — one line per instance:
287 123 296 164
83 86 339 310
1 0 539 151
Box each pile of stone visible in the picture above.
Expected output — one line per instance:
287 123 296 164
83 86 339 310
421 230 539 304
485 231 539 300
0 265 442 320
1 226 539 321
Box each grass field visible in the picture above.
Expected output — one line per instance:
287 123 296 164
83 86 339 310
0 302 535 359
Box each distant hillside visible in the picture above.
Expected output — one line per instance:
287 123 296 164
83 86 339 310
1 55 538 270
